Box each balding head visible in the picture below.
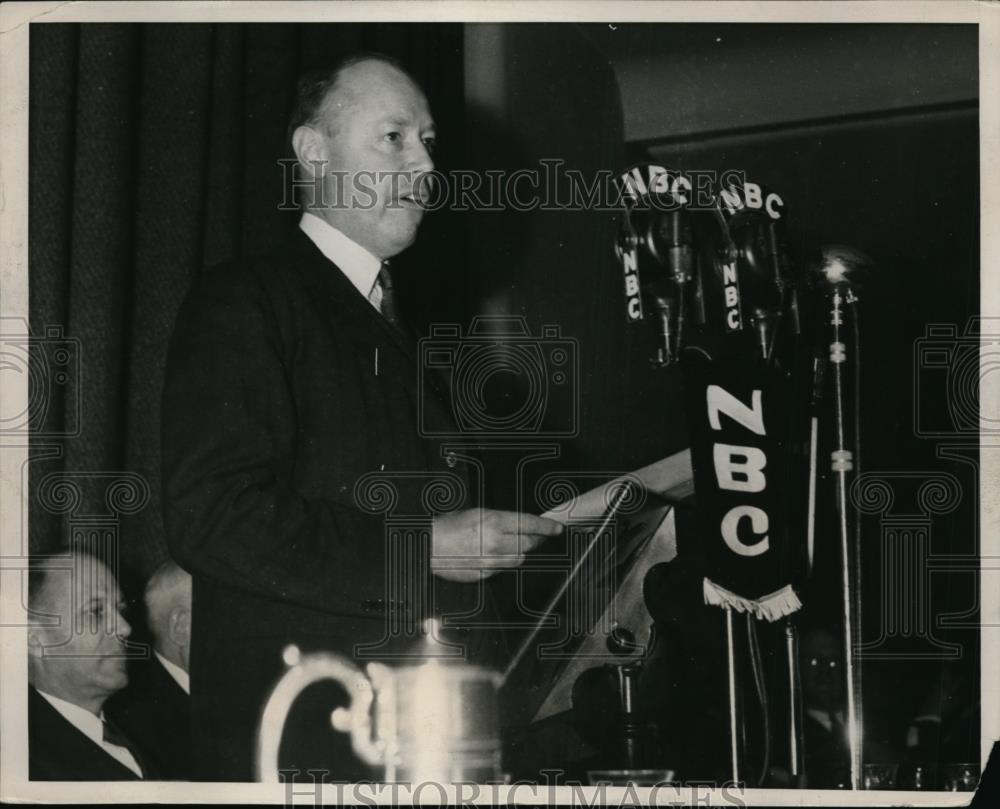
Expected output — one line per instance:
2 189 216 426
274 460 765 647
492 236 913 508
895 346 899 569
144 560 192 672
288 52 414 141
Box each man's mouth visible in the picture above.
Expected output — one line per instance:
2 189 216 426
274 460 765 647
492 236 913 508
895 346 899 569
397 192 426 209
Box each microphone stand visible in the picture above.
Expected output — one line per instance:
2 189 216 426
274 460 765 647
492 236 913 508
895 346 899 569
787 351 825 783
725 606 740 784
785 622 802 780
829 284 862 789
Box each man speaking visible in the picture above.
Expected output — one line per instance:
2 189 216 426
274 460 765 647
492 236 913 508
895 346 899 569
161 53 561 781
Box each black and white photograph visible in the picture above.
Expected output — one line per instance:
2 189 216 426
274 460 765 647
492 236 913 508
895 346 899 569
0 1 997 805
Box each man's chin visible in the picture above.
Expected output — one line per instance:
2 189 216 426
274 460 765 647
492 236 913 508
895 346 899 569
102 659 129 687
378 227 421 259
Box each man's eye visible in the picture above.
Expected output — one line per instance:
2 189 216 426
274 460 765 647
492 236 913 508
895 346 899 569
422 137 437 153
384 131 402 144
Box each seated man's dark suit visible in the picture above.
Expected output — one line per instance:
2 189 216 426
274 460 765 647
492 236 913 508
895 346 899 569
28 686 147 781
161 229 485 781
802 711 850 789
105 654 193 780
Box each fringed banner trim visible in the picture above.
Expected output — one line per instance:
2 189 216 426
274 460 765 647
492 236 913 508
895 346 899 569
703 578 802 622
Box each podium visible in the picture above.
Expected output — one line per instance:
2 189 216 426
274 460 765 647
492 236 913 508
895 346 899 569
500 450 694 728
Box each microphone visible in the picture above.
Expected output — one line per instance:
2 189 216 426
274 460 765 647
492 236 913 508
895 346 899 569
613 163 704 367
713 178 793 359
652 294 675 367
810 244 873 291
643 208 695 365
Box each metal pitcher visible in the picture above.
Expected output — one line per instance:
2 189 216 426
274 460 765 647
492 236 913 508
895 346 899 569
256 622 503 783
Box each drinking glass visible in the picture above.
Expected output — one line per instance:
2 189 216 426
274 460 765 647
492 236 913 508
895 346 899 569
898 763 936 790
863 763 898 790
941 762 979 791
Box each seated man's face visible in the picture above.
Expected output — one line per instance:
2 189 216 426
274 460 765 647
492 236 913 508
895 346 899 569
28 554 132 708
802 629 844 713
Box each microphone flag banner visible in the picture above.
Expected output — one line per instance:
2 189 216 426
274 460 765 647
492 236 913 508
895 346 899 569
682 348 802 621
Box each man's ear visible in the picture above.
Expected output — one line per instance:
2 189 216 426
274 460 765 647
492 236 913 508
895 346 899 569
291 125 328 179
27 624 45 658
168 606 191 646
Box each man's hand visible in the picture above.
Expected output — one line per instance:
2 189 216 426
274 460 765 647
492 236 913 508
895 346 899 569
430 508 564 582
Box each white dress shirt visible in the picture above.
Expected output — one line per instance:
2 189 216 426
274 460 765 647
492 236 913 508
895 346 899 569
299 212 383 310
36 689 143 777
155 650 190 696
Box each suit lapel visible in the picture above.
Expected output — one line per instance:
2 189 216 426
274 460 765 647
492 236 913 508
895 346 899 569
286 229 460 435
29 687 143 780
288 230 418 363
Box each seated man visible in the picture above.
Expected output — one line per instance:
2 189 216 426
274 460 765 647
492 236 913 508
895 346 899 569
800 626 851 789
798 625 898 789
106 560 193 780
27 548 151 780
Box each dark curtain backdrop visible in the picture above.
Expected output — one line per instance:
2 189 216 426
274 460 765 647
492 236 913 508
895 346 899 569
28 22 465 581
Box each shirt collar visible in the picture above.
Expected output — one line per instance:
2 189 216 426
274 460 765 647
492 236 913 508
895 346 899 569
35 689 104 745
154 650 190 695
299 212 382 302
806 707 845 733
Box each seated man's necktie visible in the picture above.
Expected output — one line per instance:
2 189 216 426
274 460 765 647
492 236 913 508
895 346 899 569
102 716 146 777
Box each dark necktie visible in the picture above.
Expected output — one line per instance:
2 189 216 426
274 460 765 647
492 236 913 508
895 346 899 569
102 716 146 777
376 261 408 338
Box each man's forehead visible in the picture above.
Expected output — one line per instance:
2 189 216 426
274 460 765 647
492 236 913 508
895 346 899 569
337 58 414 90
37 554 120 603
329 60 432 124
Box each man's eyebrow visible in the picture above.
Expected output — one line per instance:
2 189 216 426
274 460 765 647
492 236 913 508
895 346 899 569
378 116 436 132
78 597 102 612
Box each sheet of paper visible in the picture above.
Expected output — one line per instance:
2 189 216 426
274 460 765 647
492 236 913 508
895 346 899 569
539 449 693 523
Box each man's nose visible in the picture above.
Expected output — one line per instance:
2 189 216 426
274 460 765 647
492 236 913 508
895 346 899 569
115 611 132 639
406 139 434 175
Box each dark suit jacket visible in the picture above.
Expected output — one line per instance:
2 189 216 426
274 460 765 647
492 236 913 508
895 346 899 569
28 686 145 781
161 229 486 781
802 711 850 789
105 654 192 780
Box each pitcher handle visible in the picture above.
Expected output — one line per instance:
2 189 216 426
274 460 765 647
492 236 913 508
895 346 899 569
255 645 383 782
